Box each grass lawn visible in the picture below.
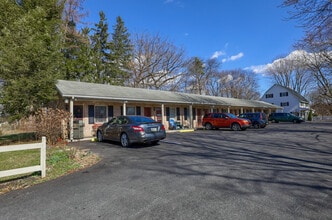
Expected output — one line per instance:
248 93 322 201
0 134 100 195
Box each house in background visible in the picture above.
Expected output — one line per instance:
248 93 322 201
260 84 310 119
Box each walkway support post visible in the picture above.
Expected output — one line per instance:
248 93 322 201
123 101 127 116
189 104 193 129
161 104 165 127
69 98 74 141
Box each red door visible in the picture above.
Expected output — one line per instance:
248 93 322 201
144 107 152 117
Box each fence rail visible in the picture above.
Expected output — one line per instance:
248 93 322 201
0 136 46 178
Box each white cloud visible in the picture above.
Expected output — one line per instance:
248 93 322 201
164 0 184 7
244 65 268 75
221 52 244 63
244 50 330 76
210 51 225 59
229 52 244 61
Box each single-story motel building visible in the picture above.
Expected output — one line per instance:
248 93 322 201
56 80 281 140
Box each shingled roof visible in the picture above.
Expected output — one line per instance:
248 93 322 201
56 80 280 109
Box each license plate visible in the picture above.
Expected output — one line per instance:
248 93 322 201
150 127 158 132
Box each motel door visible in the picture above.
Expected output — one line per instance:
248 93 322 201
197 109 202 127
155 107 162 122
170 107 176 120
144 107 152 117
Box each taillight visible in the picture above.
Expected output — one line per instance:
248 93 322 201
161 125 165 131
132 126 144 132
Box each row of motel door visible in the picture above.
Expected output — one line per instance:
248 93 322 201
144 107 203 127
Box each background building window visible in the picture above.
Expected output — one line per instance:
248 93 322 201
280 102 289 106
265 93 273 98
280 92 289 97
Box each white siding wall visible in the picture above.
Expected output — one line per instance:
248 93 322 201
260 85 300 113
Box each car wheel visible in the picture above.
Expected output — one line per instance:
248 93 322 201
120 133 130 147
293 119 297 123
231 123 241 131
205 123 213 130
253 122 260 129
97 130 103 142
151 140 159 145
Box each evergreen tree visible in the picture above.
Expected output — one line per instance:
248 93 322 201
109 16 133 85
90 11 114 84
62 0 88 80
185 57 206 95
76 27 98 82
0 0 64 120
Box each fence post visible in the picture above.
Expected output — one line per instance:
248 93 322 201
40 136 46 178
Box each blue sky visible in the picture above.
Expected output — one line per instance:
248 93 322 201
82 0 304 94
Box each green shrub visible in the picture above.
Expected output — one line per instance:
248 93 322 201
307 110 313 121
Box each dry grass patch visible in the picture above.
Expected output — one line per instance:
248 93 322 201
0 145 100 195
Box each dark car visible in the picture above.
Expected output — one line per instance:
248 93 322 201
238 112 268 128
96 115 166 147
268 112 304 123
202 113 251 131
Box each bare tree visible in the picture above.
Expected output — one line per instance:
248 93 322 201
217 70 260 100
308 88 332 116
266 56 293 87
301 50 332 98
282 0 331 46
127 33 187 90
181 57 220 95
266 52 313 95
62 0 87 45
282 0 332 98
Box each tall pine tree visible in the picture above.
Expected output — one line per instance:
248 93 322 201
110 16 133 85
0 0 64 120
90 11 114 84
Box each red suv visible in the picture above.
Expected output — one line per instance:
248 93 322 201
202 113 251 131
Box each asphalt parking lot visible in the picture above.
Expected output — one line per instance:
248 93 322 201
0 122 331 220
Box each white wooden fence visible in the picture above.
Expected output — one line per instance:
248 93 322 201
0 136 46 178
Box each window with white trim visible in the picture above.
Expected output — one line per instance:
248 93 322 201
265 93 273 98
280 102 289 106
280 92 288 97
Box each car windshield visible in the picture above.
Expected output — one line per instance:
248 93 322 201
225 113 237 118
